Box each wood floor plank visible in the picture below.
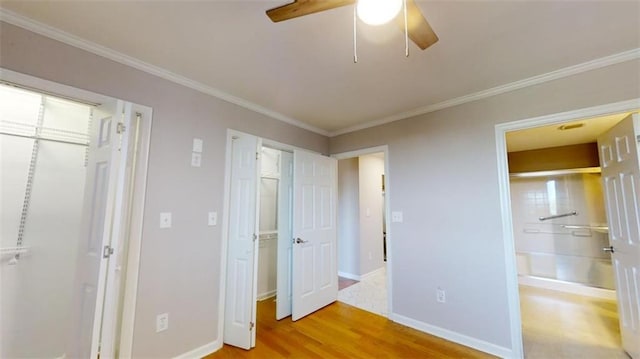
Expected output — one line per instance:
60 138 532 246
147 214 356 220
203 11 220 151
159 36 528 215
207 300 495 359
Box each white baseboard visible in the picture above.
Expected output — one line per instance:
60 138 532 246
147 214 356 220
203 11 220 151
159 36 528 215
338 271 361 281
173 339 222 359
389 313 513 359
339 266 385 281
360 266 385 280
518 275 616 300
257 290 276 301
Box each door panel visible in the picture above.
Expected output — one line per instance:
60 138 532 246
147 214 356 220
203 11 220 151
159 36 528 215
597 113 640 359
276 151 293 320
67 100 124 358
292 150 337 321
223 134 258 349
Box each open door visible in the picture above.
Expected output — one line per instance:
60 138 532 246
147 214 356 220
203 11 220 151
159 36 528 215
597 113 640 359
276 151 293 320
223 133 259 349
291 150 338 321
67 100 128 358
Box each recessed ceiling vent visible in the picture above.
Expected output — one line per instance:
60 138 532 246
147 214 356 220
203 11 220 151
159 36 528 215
558 123 585 131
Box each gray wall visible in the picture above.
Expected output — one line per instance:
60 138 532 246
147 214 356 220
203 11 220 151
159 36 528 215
337 158 360 276
3 18 640 357
358 154 385 276
330 59 640 349
0 22 328 357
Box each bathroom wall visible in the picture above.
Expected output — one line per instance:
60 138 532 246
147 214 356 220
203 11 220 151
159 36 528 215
510 172 613 289
0 87 89 357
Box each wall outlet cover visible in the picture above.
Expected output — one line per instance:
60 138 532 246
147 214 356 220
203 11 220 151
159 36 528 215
160 212 172 229
156 313 169 332
391 211 403 223
191 152 202 167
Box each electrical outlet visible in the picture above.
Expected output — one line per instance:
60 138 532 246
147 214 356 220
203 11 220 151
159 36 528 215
437 288 446 303
156 313 169 332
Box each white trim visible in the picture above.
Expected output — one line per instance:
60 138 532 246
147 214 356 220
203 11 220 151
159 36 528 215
495 98 640 359
338 271 361 281
3 8 638 139
389 313 514 359
331 145 393 323
172 339 222 359
329 48 640 137
217 129 237 348
118 104 153 358
360 266 385 281
518 277 617 300
257 290 277 301
0 9 329 137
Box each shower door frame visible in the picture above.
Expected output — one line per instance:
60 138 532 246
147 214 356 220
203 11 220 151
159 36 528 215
0 68 152 358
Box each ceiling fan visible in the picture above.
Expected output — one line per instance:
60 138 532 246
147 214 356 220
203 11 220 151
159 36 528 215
266 0 438 50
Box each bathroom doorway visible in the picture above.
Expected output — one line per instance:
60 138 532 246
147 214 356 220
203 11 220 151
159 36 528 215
497 104 639 358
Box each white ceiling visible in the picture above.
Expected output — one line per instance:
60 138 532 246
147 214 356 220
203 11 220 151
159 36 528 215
506 112 635 152
1 1 639 136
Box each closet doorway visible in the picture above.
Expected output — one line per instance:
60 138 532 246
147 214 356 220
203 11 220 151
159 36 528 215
0 73 152 359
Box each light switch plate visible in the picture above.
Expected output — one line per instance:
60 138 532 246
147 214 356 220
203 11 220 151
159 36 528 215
208 211 217 226
160 212 172 229
156 313 169 332
191 152 202 167
192 138 203 153
391 211 403 223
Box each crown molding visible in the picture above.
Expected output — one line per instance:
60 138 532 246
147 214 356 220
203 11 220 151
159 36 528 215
2 9 638 139
0 9 330 136
329 47 640 137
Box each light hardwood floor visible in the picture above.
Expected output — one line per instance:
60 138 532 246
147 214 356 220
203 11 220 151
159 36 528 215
520 285 629 359
207 299 495 358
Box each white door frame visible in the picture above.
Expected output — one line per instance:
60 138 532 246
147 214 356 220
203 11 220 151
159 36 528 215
331 145 392 317
0 68 152 359
494 98 640 359
218 130 325 347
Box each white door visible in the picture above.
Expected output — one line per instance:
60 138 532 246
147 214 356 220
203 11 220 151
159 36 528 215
276 151 293 319
291 150 338 321
598 113 640 359
97 103 135 358
223 133 259 349
67 100 126 358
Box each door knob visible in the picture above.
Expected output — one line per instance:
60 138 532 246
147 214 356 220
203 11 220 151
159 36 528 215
295 238 308 244
602 246 615 253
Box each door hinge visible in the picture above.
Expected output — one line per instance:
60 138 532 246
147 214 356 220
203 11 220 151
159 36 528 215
249 322 255 331
103 245 114 258
256 152 260 160
253 234 258 242
116 122 126 134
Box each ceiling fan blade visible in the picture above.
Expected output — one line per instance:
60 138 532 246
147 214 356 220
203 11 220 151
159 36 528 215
267 0 356 23
398 0 438 50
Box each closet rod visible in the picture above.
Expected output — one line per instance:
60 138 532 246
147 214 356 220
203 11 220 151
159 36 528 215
0 131 88 147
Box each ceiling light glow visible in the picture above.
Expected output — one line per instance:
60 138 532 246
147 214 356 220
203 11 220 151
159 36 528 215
357 0 403 26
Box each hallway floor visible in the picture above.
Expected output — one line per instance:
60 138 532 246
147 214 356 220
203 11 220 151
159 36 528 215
337 266 387 317
520 285 628 359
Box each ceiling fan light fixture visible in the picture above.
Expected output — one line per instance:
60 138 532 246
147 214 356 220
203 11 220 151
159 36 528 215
357 0 403 26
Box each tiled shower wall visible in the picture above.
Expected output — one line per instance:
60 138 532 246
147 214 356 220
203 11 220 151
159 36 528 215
510 173 614 289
